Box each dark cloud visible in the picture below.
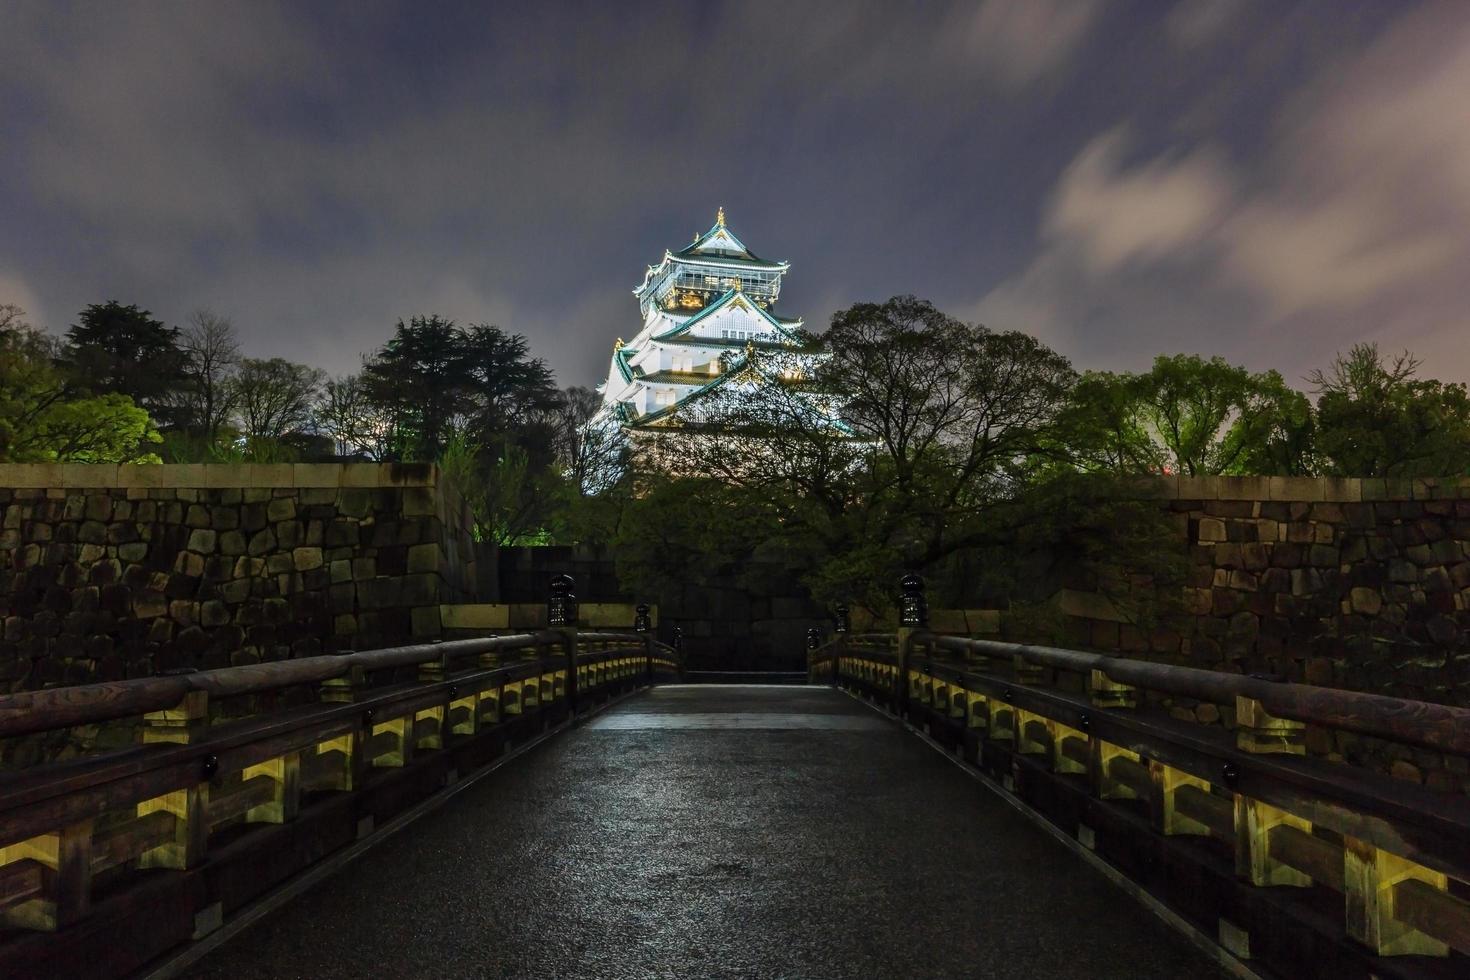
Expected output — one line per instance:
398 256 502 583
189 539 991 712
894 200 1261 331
1 0 1463 390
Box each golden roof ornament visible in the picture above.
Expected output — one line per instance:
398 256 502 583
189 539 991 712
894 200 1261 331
716 205 726 228
614 338 624 351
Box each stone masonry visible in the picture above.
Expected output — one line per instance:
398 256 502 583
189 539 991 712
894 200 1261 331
0 463 477 692
1056 475 1470 790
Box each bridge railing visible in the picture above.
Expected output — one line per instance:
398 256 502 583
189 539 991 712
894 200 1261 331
808 585 1470 972
0 578 678 977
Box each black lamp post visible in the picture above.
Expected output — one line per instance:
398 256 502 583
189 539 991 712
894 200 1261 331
806 627 822 651
634 603 651 633
899 573 927 627
548 573 577 628
833 603 850 634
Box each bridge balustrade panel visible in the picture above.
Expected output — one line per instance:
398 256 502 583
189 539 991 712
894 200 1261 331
0 629 680 978
810 630 1470 974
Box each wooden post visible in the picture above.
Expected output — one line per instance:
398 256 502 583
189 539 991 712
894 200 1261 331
559 627 579 715
1234 797 1312 886
1236 696 1305 755
316 666 366 791
136 691 209 870
895 627 916 717
242 754 300 824
1088 669 1136 709
1148 762 1212 836
1344 837 1450 957
1048 721 1088 775
0 820 93 931
966 691 988 731
1089 741 1142 801
1013 654 1047 687
413 647 449 751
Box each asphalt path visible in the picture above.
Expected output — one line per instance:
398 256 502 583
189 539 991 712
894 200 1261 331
185 685 1224 979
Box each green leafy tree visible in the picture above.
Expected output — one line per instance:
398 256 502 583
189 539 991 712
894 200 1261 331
1062 355 1316 476
0 307 161 462
316 374 393 459
633 296 1079 615
63 301 189 429
230 357 326 460
1310 344 1470 476
360 316 558 462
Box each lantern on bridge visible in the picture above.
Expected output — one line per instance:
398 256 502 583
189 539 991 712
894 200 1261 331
833 603 850 634
634 603 651 633
672 626 683 652
806 627 822 650
548 573 577 628
899 573 927 627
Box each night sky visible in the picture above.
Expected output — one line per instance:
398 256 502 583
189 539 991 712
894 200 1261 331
3 1 1467 389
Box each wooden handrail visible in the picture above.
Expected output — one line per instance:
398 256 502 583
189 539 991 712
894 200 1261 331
919 634 1470 757
830 636 1470 965
0 631 660 741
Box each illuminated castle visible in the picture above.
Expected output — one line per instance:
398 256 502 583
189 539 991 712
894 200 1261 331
594 207 810 428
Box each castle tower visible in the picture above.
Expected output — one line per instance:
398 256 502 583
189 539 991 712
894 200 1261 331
595 208 809 425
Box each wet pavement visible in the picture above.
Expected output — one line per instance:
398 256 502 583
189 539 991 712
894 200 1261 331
185 685 1224 979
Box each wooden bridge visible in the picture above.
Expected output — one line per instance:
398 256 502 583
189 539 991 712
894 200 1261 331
1 587 1469 979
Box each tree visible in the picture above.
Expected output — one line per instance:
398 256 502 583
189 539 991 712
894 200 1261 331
316 374 393 459
0 308 161 463
360 315 466 460
549 385 626 495
1310 344 1470 476
177 309 240 443
457 324 560 448
1053 371 1161 474
1063 355 1316 477
821 296 1076 570
231 357 326 456
629 296 1079 613
63 302 189 428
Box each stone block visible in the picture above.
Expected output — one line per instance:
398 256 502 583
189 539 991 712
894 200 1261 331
293 547 324 571
400 573 438 605
123 464 201 488
411 605 442 638
266 497 297 522
337 489 371 518
1349 587 1383 615
198 465 245 488
406 543 441 574
187 529 217 554
403 486 437 517
247 529 277 556
1269 477 1325 502
247 463 294 488
378 462 436 487
339 464 388 488
53 464 121 488
291 463 342 487
1319 477 1361 503
1215 476 1270 501
1175 475 1218 500
440 603 511 629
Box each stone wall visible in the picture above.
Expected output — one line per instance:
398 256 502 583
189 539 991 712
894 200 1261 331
1054 475 1470 789
0 463 478 692
497 546 826 670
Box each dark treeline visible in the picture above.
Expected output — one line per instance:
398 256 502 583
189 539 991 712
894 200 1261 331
0 302 599 544
591 296 1470 622
4 295 1469 615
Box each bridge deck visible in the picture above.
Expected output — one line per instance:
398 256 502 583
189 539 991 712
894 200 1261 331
184 685 1223 979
